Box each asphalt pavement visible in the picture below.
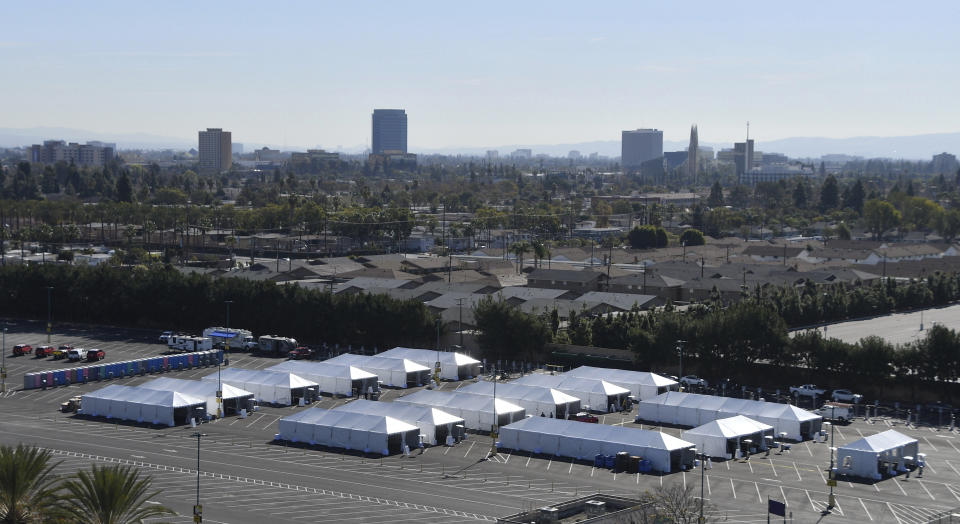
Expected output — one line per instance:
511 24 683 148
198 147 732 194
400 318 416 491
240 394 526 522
2 319 960 523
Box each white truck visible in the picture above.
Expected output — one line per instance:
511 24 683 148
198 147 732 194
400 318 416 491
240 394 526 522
257 335 298 356
67 348 89 362
202 327 255 350
167 335 214 353
817 402 854 422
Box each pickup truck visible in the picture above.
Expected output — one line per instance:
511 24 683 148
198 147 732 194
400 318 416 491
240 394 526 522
571 412 599 423
67 348 89 362
287 347 314 360
13 344 33 356
53 345 72 360
35 345 54 358
790 384 826 397
86 349 106 361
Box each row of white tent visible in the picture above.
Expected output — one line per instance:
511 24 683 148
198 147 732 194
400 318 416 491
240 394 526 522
82 378 258 425
277 408 421 455
563 366 678 400
498 417 696 473
325 354 430 388
334 399 464 446
267 361 378 397
395 390 526 432
636 392 822 441
836 430 920 480
511 374 630 413
457 381 582 419
377 347 481 381
202 368 319 405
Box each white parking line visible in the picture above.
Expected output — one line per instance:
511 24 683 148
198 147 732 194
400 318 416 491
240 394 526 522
886 502 905 524
729 478 736 498
923 437 939 451
768 459 777 477
893 479 908 497
835 427 845 440
916 479 935 500
793 461 802 481
804 442 813 456
464 441 475 458
754 482 762 503
859 498 873 521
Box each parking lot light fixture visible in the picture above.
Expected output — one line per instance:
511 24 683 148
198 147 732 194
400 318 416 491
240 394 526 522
2 327 6 393
46 286 53 344
193 432 207 522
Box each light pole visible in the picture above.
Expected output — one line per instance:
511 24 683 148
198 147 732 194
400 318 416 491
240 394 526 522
827 404 836 508
676 339 686 388
490 364 498 456
435 318 441 385
46 286 53 344
2 327 6 393
698 451 706 523
192 432 206 523
224 300 232 329
456 297 465 350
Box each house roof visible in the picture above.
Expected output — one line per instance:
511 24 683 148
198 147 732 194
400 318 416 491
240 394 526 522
527 268 605 283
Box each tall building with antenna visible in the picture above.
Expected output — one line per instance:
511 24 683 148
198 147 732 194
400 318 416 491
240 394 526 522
686 125 698 182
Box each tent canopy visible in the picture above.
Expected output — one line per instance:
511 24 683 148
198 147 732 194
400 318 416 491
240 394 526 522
326 354 430 373
842 430 918 452
459 381 581 405
267 361 377 381
203 368 317 389
140 377 252 399
684 415 773 438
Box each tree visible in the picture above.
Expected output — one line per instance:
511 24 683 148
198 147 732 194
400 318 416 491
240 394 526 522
843 178 865 214
863 199 901 240
820 175 839 211
115 173 134 203
792 179 808 209
473 296 551 361
706 181 724 207
638 484 723 524
510 241 530 273
628 225 667 249
836 221 852 240
59 464 175 524
0 445 62 523
678 228 705 246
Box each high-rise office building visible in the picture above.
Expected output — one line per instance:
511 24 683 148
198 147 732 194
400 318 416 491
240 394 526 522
621 129 663 171
733 139 755 176
29 140 115 166
198 128 232 172
371 109 408 154
686 125 698 180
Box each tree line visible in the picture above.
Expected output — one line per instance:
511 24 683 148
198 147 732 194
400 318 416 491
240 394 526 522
0 264 437 349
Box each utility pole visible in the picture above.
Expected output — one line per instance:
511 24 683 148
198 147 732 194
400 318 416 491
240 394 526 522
2 327 7 393
676 339 686 387
827 405 836 508
456 298 465 349
699 451 706 523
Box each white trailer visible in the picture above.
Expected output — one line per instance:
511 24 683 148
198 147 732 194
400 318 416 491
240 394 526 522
202 327 255 350
167 335 214 353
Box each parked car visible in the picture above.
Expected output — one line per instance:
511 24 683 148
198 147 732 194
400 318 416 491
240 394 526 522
571 412 599 423
35 345 54 358
158 331 174 344
287 347 314 360
789 384 826 397
817 402 854 422
67 348 89 362
831 389 863 403
13 344 32 356
53 344 72 360
679 375 708 388
60 396 82 413
86 349 106 361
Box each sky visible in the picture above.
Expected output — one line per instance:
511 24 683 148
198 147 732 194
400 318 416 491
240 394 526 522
2 1 958 151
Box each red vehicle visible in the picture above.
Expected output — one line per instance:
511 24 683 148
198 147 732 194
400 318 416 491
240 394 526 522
35 345 54 358
287 347 314 360
571 412 599 423
13 344 33 356
86 349 106 362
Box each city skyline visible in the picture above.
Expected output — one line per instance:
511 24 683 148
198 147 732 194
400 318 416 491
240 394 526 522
2 1 958 151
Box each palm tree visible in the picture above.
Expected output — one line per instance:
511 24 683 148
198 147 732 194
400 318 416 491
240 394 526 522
0 444 62 523
510 241 530 274
59 464 174 524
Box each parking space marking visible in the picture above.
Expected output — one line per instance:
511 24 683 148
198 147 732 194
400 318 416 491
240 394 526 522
835 426 845 441
729 478 736 498
893 478 908 496
464 441 475 458
768 458 777 477
923 436 939 451
859 498 873 521
792 461 802 481
804 441 813 456
916 479 935 500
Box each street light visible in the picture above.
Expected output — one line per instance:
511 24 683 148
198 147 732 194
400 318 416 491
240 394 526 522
192 432 207 523
46 286 53 344
456 297 465 350
676 340 686 389
827 404 836 509
698 450 707 524
490 364 498 456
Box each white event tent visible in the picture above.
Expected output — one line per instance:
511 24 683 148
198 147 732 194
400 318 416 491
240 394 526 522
681 415 775 459
394 389 525 432
498 417 695 473
334 399 465 445
377 347 481 380
139 377 254 416
325 354 430 388
266 361 378 397
202 368 318 406
636 392 822 441
564 366 678 400
512 374 630 413
276 408 421 455
81 384 205 426
836 430 919 479
458 381 582 419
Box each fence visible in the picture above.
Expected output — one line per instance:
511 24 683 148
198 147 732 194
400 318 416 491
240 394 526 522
22 349 224 389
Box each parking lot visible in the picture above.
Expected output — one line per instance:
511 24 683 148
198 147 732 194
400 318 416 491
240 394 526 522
2 318 959 523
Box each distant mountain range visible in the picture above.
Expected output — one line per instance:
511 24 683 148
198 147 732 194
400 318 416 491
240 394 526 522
1 126 956 160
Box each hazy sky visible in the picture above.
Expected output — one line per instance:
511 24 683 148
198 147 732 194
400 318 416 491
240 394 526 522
3 1 958 150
